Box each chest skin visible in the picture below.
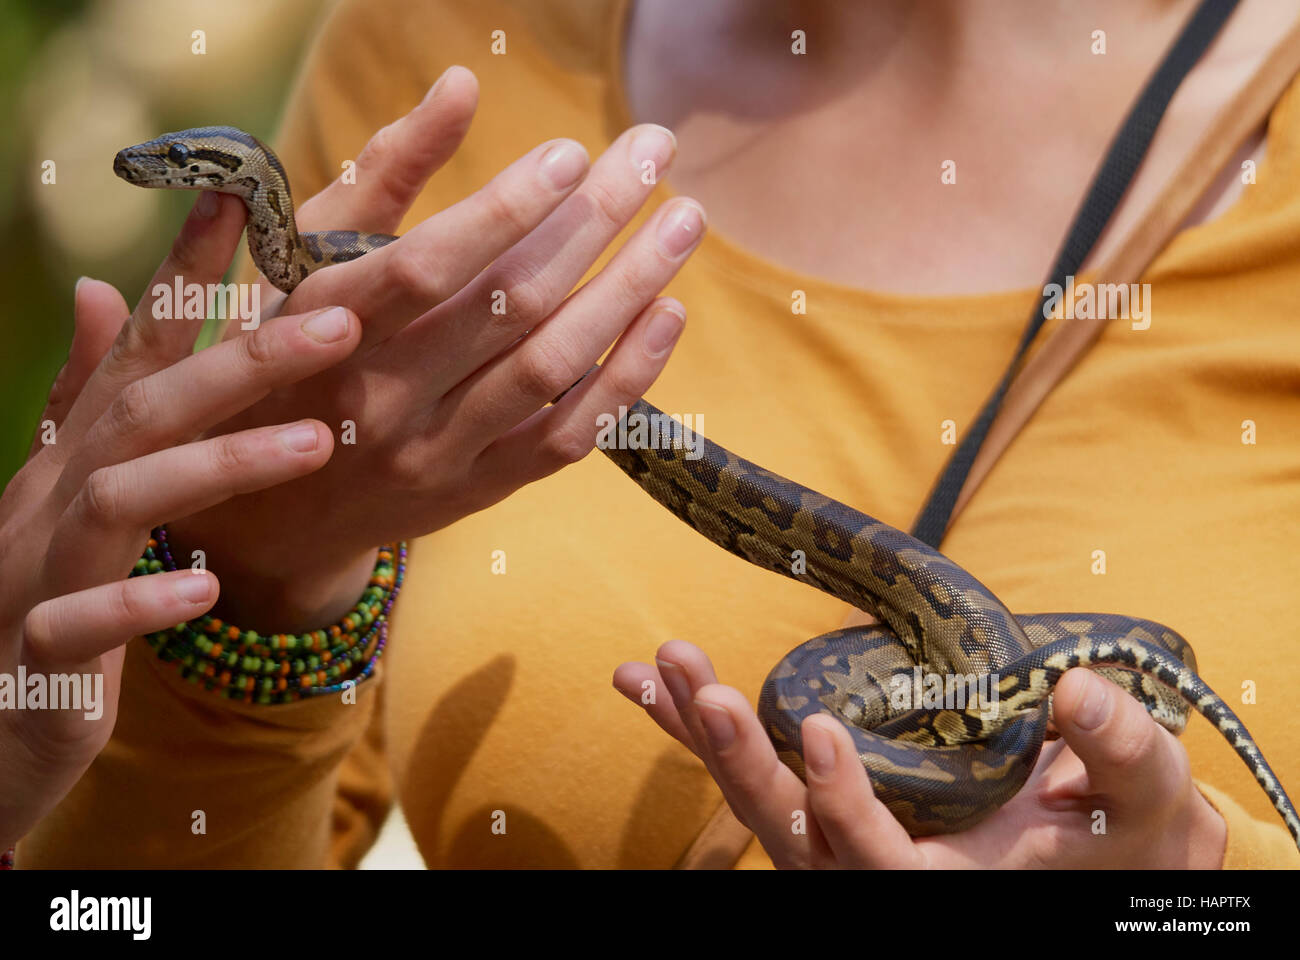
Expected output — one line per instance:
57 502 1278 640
619 0 1280 296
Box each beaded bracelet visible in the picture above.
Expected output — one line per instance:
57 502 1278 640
129 526 407 705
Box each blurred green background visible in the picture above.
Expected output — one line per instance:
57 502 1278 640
0 0 332 486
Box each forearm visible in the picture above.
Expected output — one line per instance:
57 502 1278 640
18 640 380 868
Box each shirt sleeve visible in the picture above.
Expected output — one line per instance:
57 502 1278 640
18 640 387 867
1197 781 1300 869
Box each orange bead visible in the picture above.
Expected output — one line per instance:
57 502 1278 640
209 643 223 657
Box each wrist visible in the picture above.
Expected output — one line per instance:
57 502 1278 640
166 518 378 634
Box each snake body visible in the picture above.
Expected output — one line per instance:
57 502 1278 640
116 127 1300 849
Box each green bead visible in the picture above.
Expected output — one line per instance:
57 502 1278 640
244 630 258 644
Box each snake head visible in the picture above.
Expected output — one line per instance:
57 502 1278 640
113 126 260 192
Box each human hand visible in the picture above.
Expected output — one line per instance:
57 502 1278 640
171 67 704 630
0 194 364 845
614 639 1227 868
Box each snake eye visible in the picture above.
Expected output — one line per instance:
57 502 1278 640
167 143 190 165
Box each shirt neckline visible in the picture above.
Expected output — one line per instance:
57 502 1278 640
601 0 1287 321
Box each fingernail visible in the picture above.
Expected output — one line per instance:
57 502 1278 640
643 305 684 357
423 66 452 103
174 574 211 604
74 275 89 296
802 718 837 777
279 421 320 453
654 657 690 705
1075 676 1112 730
656 200 705 258
540 140 589 190
194 190 220 219
695 699 736 750
630 125 676 173
301 306 351 343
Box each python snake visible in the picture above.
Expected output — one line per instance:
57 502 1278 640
116 127 1300 851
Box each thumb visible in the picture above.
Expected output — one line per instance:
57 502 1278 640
1053 667 1189 810
27 277 130 461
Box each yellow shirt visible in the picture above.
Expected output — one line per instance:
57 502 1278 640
21 0 1300 869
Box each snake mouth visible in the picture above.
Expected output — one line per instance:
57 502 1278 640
112 149 167 185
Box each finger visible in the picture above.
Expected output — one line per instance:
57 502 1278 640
446 198 703 449
389 123 679 391
54 193 248 452
1053 668 1188 811
129 191 248 355
470 298 685 498
692 683 815 869
649 639 723 759
44 419 334 594
628 641 763 836
612 660 698 749
27 278 131 462
52 306 359 508
295 137 591 344
296 65 479 236
24 570 218 667
801 714 923 868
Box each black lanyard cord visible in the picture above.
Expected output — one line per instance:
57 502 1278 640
909 0 1240 549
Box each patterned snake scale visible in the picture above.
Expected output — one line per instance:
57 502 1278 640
115 127 1300 849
